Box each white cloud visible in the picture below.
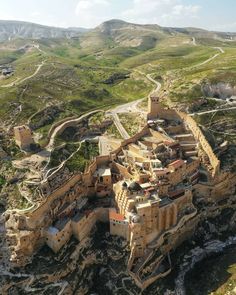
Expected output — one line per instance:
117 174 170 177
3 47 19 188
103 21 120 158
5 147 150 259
75 0 110 27
172 4 200 16
122 0 201 27
74 0 201 28
122 0 174 20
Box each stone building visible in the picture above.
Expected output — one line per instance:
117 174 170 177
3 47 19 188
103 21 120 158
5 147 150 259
14 125 34 150
109 209 129 240
44 218 72 253
148 95 162 119
3 92 235 290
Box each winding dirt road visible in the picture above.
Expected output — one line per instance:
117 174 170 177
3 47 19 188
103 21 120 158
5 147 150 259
1 45 46 88
191 46 224 69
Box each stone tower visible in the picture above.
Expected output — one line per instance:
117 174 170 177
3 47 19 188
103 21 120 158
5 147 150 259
148 95 162 119
14 125 34 150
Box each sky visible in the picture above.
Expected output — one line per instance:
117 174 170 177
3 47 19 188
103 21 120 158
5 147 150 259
0 0 236 32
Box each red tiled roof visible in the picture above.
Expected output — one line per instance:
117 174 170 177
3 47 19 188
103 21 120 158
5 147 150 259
109 211 125 221
154 169 169 176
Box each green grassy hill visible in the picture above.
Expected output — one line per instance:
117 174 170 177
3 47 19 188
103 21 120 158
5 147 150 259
0 19 236 136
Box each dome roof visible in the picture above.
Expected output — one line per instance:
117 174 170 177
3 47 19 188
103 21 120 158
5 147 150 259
132 215 141 223
128 181 142 192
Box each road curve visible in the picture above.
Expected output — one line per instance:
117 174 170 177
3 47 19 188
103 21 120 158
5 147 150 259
108 71 162 139
191 46 224 69
146 73 161 97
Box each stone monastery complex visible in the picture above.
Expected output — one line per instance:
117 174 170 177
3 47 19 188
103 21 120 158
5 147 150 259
5 95 236 289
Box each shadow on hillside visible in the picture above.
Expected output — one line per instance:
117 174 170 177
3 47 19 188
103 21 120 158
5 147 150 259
185 246 236 295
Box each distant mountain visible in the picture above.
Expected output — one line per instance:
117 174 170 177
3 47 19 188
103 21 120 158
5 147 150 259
0 20 88 42
79 19 236 51
0 19 236 45
170 26 236 40
79 19 175 51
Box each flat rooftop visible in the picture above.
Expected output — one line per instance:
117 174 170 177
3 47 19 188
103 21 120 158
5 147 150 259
140 182 152 189
160 197 173 207
47 226 59 235
54 217 70 231
96 167 111 177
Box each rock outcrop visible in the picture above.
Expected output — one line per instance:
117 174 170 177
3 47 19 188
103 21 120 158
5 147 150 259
202 82 236 99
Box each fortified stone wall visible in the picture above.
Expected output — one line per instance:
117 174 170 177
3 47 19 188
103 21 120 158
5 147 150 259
31 174 83 221
178 111 220 177
4 105 230 272
111 126 150 157
43 116 76 147
197 171 236 201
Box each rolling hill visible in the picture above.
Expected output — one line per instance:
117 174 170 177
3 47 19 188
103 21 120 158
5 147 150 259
0 20 88 42
0 19 235 146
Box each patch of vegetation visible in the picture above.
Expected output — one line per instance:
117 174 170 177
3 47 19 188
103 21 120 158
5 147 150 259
49 143 78 168
0 175 6 188
106 122 122 139
88 112 104 126
66 141 99 173
29 105 63 130
103 72 130 84
119 113 146 136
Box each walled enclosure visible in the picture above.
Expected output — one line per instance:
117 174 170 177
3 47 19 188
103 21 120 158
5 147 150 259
4 96 235 290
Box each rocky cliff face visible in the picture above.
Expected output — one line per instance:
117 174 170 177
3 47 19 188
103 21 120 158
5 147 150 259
0 20 84 42
1 197 236 295
202 82 236 99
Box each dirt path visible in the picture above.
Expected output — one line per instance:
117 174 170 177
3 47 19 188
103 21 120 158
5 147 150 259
1 60 45 88
191 106 236 116
0 45 46 88
191 46 224 68
43 142 81 179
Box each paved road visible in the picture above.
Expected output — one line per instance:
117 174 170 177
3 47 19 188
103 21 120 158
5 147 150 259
109 98 144 114
107 71 162 139
214 47 225 54
190 106 236 116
